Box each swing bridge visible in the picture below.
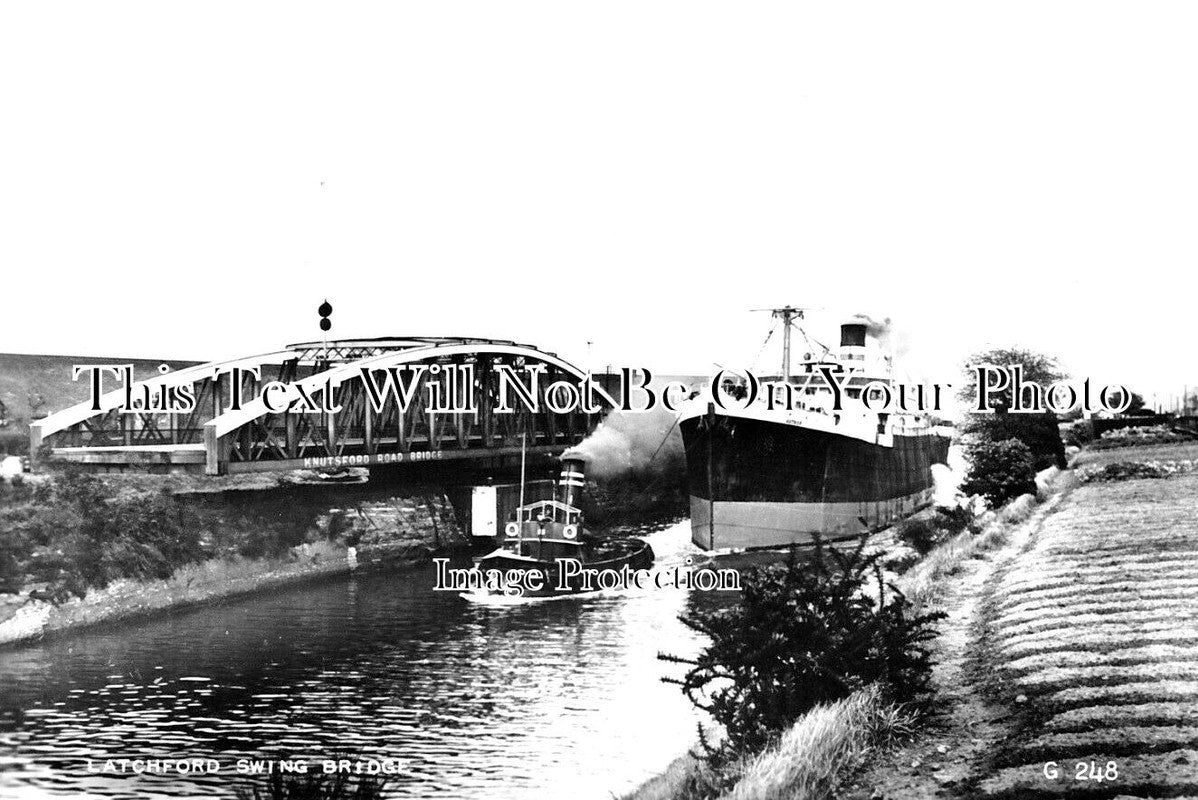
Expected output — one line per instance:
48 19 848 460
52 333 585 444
29 337 617 475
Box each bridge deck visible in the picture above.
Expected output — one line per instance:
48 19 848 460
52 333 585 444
51 444 207 467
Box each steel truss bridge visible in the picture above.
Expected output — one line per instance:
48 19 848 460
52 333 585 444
30 337 617 475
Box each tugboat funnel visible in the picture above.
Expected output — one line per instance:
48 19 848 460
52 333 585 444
558 456 586 509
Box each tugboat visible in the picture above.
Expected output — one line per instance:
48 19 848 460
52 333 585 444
471 456 654 598
679 308 953 551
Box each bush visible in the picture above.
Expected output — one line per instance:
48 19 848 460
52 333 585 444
893 506 978 560
659 535 944 772
236 771 388 800
0 473 346 602
932 504 978 536
959 438 1037 508
197 487 324 559
884 549 921 576
0 429 31 457
0 472 34 505
1 473 208 602
895 517 940 556
962 412 1065 471
1081 462 1173 483
1089 424 1195 450
1061 420 1094 448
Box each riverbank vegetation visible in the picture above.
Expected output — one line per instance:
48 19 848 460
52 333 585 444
894 506 979 558
655 535 946 799
721 685 913 800
957 347 1067 473
639 477 1076 800
0 468 464 644
951 346 1077 511
0 428 29 457
0 469 327 603
235 771 388 800
959 439 1037 508
632 396 1081 799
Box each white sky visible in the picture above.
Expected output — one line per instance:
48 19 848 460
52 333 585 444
3 3 1197 407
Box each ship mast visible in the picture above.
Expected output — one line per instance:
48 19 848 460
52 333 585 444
771 306 804 381
751 305 821 380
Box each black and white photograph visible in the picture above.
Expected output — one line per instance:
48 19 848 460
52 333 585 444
2 3 1198 798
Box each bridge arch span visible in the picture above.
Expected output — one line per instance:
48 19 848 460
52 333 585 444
31 338 618 475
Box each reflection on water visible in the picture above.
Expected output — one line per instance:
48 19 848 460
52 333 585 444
0 523 718 799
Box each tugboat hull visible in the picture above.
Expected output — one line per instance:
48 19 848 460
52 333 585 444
475 540 655 597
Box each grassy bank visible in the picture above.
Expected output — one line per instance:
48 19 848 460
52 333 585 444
721 686 913 800
624 685 920 800
898 468 1073 612
818 436 1198 799
0 539 352 645
0 469 462 646
975 446 1198 798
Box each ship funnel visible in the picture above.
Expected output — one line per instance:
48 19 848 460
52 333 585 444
840 323 867 347
558 456 586 508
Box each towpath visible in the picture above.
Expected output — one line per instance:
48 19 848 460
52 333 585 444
844 443 1198 799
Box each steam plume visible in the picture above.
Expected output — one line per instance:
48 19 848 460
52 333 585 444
846 313 911 358
563 405 684 479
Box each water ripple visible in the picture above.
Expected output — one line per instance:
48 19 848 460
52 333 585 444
0 523 716 799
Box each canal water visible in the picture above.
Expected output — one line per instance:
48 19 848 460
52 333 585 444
0 522 721 799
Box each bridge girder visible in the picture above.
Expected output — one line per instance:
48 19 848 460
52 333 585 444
30 338 616 475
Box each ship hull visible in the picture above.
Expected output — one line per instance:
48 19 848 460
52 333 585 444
688 488 937 550
681 411 951 550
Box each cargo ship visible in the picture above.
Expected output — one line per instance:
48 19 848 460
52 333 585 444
679 309 952 550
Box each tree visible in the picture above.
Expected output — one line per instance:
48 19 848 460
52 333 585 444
1124 391 1149 416
959 438 1037 508
957 347 1065 410
960 347 1067 470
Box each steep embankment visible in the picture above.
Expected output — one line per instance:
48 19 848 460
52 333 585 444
846 443 1198 799
977 466 1198 798
840 479 1069 800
